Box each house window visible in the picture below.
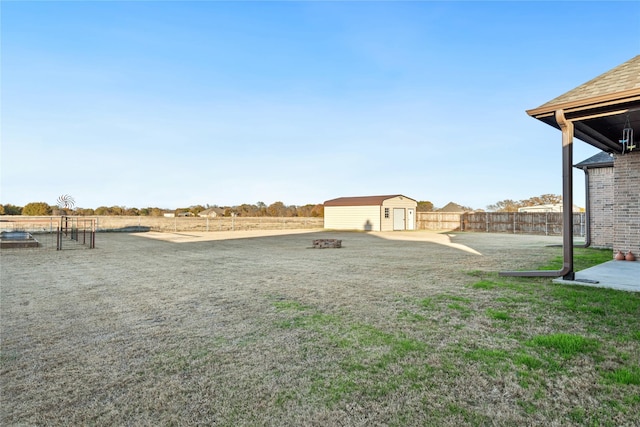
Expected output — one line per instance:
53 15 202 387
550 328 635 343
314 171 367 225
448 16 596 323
384 208 390 218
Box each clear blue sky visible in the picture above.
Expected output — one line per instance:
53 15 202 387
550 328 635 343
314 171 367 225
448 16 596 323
2 1 639 210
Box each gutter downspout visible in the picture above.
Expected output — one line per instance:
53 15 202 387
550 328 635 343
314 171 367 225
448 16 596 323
501 109 575 279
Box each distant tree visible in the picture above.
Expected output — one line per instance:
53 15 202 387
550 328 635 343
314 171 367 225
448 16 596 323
296 204 315 217
2 204 22 215
22 202 52 216
256 201 267 217
520 194 562 207
110 206 125 216
417 201 434 212
236 204 256 216
76 208 95 216
0 205 4 215
285 205 298 217
267 201 286 217
189 205 206 216
124 207 139 216
311 204 324 217
94 206 110 215
486 199 520 212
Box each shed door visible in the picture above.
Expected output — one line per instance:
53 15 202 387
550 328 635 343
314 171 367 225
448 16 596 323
393 208 405 230
407 208 415 230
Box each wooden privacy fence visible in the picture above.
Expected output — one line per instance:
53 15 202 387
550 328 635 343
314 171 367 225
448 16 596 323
416 212 586 236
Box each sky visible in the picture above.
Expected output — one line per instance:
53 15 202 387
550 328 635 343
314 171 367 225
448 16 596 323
2 1 639 211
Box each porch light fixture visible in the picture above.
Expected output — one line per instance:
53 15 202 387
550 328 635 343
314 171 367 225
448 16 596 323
620 115 635 153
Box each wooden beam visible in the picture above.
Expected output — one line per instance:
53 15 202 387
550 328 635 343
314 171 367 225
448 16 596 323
573 122 623 153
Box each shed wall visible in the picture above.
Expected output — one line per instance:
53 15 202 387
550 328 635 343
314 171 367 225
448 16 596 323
380 197 418 231
324 206 381 231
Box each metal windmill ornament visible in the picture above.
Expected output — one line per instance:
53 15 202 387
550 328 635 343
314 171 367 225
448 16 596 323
57 194 76 211
620 115 635 153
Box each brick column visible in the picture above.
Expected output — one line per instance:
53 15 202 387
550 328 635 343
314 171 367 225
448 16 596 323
588 166 614 248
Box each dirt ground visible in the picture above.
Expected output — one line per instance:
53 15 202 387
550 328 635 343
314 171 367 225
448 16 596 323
1 230 590 425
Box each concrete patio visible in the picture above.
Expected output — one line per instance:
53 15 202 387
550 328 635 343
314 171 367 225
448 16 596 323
553 260 640 292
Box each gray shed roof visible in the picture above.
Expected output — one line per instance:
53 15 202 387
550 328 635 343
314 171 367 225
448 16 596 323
574 152 614 170
324 195 415 207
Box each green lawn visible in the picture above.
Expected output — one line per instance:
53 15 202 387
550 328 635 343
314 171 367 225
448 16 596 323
271 248 639 426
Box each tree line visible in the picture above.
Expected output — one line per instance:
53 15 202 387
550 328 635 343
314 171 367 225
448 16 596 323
0 201 325 218
485 194 563 212
0 194 564 217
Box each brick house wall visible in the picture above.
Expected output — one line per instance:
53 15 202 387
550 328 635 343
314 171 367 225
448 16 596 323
613 151 640 255
586 166 614 248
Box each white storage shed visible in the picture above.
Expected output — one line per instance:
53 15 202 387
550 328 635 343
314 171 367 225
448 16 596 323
324 195 417 231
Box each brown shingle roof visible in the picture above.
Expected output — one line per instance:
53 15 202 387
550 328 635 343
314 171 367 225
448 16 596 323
324 195 414 206
528 55 640 116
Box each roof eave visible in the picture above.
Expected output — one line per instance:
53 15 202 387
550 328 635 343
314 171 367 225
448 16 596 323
526 88 640 153
526 88 640 119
